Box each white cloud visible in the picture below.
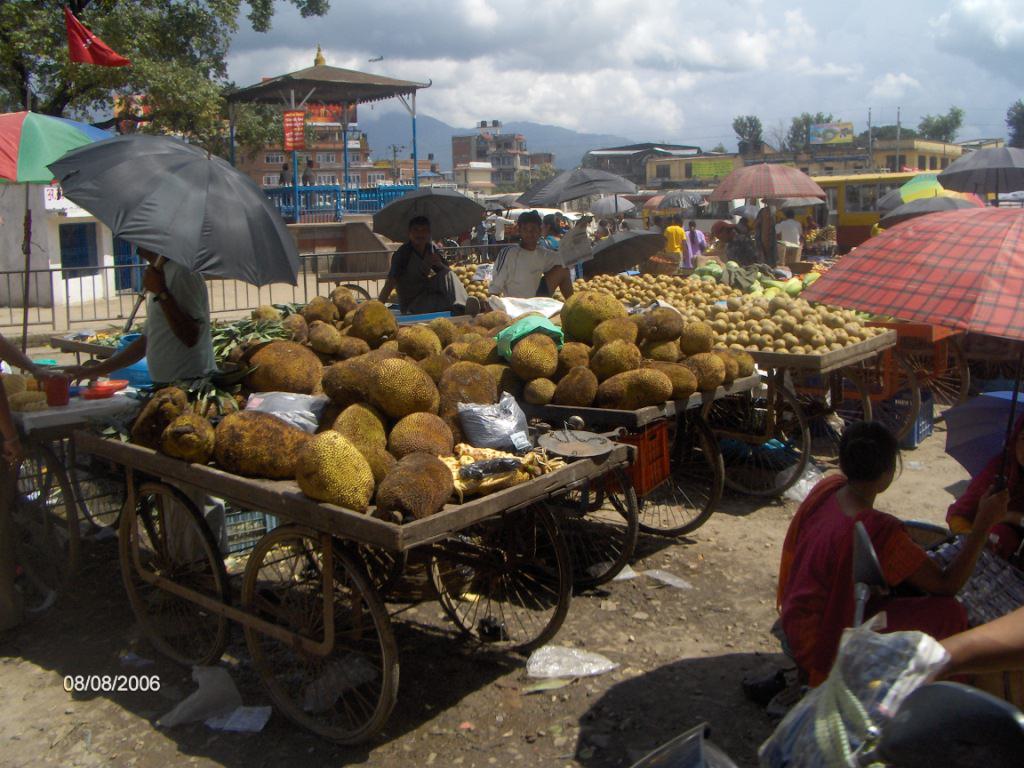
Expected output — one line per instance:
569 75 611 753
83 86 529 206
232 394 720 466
932 0 1024 85
868 72 922 101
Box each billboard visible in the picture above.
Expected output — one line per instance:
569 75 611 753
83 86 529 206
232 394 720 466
283 110 306 150
304 102 357 125
690 157 737 179
809 122 854 145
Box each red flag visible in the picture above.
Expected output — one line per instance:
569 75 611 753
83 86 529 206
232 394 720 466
64 7 131 67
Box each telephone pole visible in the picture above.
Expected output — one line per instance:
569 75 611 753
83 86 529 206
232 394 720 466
387 144 406 183
867 107 873 168
894 106 902 172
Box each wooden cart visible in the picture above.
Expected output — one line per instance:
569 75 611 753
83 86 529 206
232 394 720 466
867 321 970 408
74 431 632 744
707 331 898 497
523 375 761 561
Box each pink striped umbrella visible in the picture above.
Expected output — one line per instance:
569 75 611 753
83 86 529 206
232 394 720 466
708 163 825 201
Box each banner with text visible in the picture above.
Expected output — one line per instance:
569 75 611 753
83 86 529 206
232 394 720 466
283 110 306 151
809 122 855 145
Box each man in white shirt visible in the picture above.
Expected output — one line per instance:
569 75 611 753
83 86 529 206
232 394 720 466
486 211 514 244
490 210 574 300
775 208 804 266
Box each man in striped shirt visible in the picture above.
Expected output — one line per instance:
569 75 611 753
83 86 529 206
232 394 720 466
489 210 574 300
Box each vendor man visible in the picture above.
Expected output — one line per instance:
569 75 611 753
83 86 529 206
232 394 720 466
378 215 468 314
489 210 574 300
66 247 216 386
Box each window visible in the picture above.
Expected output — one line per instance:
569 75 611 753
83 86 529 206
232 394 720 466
316 152 336 165
59 223 99 278
262 174 278 187
684 162 693 179
941 157 950 169
367 172 386 186
845 183 878 212
655 164 670 179
918 155 927 170
316 173 338 185
265 152 285 165
929 156 938 170
826 187 839 212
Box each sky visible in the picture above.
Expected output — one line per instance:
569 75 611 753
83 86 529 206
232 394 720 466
227 0 1023 150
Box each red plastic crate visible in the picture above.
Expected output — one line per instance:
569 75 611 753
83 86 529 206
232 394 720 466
614 421 671 497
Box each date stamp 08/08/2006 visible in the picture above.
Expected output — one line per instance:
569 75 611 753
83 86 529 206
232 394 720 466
63 675 161 693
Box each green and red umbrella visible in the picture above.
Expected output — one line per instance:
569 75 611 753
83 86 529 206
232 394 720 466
0 111 110 183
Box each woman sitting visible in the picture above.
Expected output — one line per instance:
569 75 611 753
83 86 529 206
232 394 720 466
947 417 1024 560
778 421 1006 686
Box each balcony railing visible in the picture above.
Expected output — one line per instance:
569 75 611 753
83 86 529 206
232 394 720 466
263 184 421 222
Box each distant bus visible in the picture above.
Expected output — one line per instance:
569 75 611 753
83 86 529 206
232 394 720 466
812 171 917 251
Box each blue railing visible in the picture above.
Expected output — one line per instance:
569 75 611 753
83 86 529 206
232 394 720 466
263 184 419 222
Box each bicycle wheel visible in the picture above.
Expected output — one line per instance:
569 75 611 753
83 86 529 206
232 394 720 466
242 525 399 744
548 465 638 590
119 482 230 666
639 413 724 536
70 452 126 530
902 337 970 408
431 505 571 653
12 444 80 613
794 368 872 462
709 384 810 496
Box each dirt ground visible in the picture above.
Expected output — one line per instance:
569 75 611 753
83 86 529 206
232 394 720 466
0 398 967 768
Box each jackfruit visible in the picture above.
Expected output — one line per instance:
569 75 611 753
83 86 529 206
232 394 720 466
336 336 370 359
379 340 400 353
374 453 454 521
552 366 598 407
524 378 556 405
556 342 591 379
635 308 684 342
427 317 457 347
485 364 523 398
302 296 339 324
159 413 215 464
641 361 698 401
681 352 727 390
733 350 756 378
245 340 322 395
595 369 673 410
592 317 638 349
330 286 358 315
349 300 398 348
397 325 442 360
560 290 627 343
679 322 715 355
641 339 680 362
365 357 440 419
282 313 308 343
713 349 739 384
464 337 502 365
439 361 498 443
251 305 281 322
131 386 189 449
360 444 397 486
294 431 375 511
418 352 452 383
444 342 470 360
510 333 558 380
214 411 312 479
317 402 342 433
388 412 454 458
333 403 387 448
308 320 344 355
321 359 365 407
590 340 642 381
476 310 512 330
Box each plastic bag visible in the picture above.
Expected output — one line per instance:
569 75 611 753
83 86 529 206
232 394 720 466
245 392 328 434
783 464 826 503
457 392 530 452
495 317 564 359
526 645 618 679
487 296 563 319
758 618 949 768
472 263 494 282
157 666 243 728
459 458 523 480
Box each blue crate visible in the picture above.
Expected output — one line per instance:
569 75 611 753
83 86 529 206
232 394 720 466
897 388 934 449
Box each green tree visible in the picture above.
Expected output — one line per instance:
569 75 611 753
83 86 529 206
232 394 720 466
0 1 329 155
917 106 964 143
732 115 763 154
855 124 920 146
710 142 727 153
1006 100 1024 148
785 112 834 152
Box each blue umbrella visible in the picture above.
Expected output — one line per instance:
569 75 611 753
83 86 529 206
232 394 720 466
944 391 1024 476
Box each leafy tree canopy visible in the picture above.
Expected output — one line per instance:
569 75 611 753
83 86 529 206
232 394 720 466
1006 100 1024 148
785 112 834 152
917 106 964 143
732 115 763 154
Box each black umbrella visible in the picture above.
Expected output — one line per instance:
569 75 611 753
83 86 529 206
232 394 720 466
517 167 636 206
373 187 485 241
49 135 299 287
582 230 665 277
877 187 906 214
879 196 984 228
732 204 760 220
659 190 705 209
938 147 1024 198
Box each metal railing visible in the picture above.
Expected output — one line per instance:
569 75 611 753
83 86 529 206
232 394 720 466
263 184 421 222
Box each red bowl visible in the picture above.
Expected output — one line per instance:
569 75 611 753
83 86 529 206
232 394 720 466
97 379 129 391
82 387 115 400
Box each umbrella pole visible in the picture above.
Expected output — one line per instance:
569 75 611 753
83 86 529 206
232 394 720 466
123 255 165 333
20 186 31 353
998 344 1024 487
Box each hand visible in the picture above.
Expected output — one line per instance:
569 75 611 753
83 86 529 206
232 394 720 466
975 486 1010 533
142 266 166 295
64 364 102 383
2 435 23 465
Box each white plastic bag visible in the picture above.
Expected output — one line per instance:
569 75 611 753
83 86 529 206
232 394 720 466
487 296 563 319
783 465 826 503
457 392 531 452
157 666 243 728
526 646 618 679
245 392 328 433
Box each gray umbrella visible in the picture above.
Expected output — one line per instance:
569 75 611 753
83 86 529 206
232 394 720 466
937 147 1024 196
773 196 826 208
48 135 299 286
879 196 984 228
517 167 636 206
373 187 485 241
659 189 705 209
591 195 636 215
582 230 665 277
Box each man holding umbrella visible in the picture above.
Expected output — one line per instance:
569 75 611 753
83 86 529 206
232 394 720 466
490 210 575 300
378 216 469 315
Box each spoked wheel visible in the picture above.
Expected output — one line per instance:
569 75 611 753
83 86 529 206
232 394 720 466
794 367 872 462
870 355 921 443
242 526 398 743
119 482 230 666
12 444 80 613
70 452 126 530
430 505 571 653
639 413 724 536
708 383 810 496
353 545 408 598
901 336 970 409
547 465 639 590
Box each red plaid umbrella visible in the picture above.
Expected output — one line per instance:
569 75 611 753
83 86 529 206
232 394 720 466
708 163 825 201
803 207 1024 341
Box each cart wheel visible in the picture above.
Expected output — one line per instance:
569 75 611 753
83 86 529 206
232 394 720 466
872 356 921 443
120 482 230 666
901 337 970 408
353 545 408 598
430 504 571 652
639 413 724 536
12 444 80 613
795 367 872 462
70 453 126 530
547 465 639 590
708 384 811 496
242 525 398 744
